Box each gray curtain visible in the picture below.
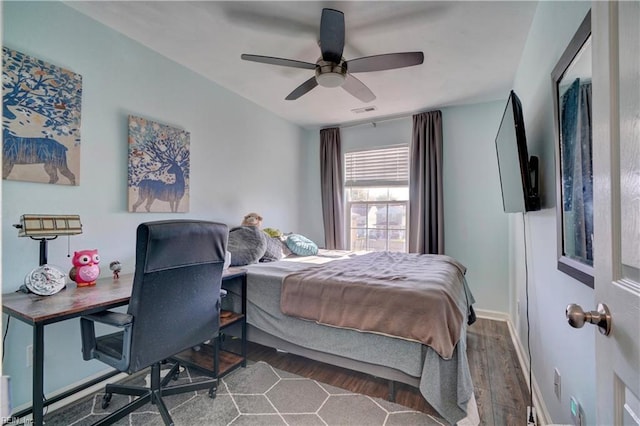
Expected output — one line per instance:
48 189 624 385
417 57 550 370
408 110 444 254
320 127 345 250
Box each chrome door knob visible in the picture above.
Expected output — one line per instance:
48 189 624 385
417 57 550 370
566 303 612 336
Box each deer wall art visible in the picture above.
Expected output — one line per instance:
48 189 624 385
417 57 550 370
127 116 190 213
2 47 82 185
3 129 76 185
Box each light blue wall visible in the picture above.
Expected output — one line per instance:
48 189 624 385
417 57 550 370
297 128 324 245
2 1 305 408
301 106 510 313
510 1 594 424
342 118 412 152
442 101 509 313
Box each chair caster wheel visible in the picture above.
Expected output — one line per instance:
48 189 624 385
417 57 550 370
208 386 217 399
101 393 112 409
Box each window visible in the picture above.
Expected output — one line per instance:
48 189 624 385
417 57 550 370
344 145 409 252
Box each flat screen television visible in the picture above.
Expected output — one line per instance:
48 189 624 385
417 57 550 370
495 90 540 212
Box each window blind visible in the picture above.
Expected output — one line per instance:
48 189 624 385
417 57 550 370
344 145 409 187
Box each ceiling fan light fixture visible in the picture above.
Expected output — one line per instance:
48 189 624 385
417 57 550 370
316 72 346 88
315 60 346 88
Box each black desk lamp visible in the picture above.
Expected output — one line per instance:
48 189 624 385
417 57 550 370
14 214 83 265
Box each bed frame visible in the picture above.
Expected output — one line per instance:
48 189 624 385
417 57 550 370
247 325 420 400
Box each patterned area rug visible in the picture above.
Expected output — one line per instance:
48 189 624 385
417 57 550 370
44 361 445 425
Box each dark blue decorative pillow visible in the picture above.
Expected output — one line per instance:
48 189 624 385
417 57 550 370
285 234 319 256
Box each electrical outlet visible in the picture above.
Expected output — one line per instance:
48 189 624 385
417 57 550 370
527 406 537 426
26 345 33 368
554 368 561 399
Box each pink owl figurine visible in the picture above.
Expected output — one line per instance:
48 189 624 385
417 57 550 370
69 249 101 287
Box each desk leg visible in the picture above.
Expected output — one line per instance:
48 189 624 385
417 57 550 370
241 275 247 367
33 323 44 426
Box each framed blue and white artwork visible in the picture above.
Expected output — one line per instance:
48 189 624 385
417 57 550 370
127 115 190 213
2 47 82 185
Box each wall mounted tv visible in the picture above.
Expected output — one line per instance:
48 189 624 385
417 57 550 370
495 90 540 212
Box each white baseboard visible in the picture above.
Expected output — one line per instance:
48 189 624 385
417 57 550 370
475 310 551 425
475 308 510 322
10 369 128 418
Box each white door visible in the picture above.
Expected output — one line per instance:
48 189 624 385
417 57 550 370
592 1 640 424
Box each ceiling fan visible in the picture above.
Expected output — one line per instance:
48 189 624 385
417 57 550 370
240 8 424 103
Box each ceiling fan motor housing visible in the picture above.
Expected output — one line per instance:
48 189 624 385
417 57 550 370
315 59 347 87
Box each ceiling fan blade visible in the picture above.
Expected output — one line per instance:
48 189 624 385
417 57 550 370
286 77 319 100
342 74 376 103
319 8 345 63
346 52 424 73
241 54 316 70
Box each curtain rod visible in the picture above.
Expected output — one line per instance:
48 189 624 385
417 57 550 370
321 108 438 131
323 113 414 129
337 113 411 130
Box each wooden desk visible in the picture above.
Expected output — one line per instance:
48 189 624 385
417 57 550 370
2 267 246 426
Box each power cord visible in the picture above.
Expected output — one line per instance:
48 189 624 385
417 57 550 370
2 316 10 362
523 212 535 423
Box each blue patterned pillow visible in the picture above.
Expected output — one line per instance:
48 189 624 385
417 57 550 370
285 234 319 256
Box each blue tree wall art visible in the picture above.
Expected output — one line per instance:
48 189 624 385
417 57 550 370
2 47 82 185
128 116 190 213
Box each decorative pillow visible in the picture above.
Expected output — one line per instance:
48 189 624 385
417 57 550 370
260 236 285 262
263 227 282 238
285 234 319 256
227 226 267 266
280 238 293 257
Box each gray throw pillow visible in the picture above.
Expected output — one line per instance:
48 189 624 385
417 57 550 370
227 226 267 266
260 236 285 262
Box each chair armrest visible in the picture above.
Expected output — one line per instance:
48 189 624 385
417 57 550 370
80 311 133 362
82 311 133 327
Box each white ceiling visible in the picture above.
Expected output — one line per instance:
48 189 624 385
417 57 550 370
66 1 538 129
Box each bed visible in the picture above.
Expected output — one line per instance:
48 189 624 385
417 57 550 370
222 249 479 425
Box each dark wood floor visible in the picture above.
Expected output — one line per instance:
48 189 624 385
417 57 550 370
245 318 530 425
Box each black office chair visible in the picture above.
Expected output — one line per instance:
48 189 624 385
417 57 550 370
80 220 228 425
